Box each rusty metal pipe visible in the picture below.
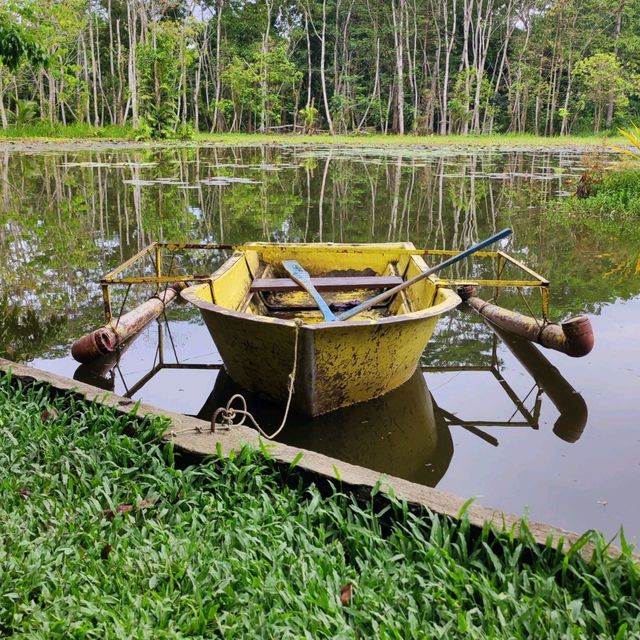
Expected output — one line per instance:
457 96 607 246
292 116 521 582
71 283 187 363
458 286 594 358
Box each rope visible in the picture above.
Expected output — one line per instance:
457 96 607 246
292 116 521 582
167 319 303 441
515 286 558 344
114 284 132 330
211 319 303 440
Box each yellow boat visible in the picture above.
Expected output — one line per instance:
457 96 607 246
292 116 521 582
181 243 460 416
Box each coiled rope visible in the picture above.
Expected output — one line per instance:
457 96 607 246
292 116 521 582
168 319 302 441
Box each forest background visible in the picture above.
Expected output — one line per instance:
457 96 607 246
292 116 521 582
0 0 638 140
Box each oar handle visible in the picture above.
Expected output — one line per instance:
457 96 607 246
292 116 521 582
420 227 512 276
336 228 513 321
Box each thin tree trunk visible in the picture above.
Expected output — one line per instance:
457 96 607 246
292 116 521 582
47 70 56 125
391 0 405 134
212 0 223 132
459 0 472 134
108 0 117 124
304 12 312 107
357 35 380 131
606 0 625 128
440 0 456 135
0 70 7 129
318 0 334 133
194 27 206 131
88 9 100 126
116 18 125 124
470 0 494 133
127 1 139 126
260 0 273 132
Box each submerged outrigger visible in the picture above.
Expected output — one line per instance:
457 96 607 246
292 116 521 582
71 233 594 417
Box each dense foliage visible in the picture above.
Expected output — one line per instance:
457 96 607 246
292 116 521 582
0 7 45 71
1 373 639 637
0 0 639 137
557 169 640 219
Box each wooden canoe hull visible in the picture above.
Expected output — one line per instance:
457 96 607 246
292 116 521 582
199 306 446 416
182 243 461 416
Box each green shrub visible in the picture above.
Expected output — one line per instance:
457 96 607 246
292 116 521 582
563 170 640 218
175 121 194 141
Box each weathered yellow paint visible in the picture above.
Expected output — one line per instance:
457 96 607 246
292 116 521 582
181 242 460 416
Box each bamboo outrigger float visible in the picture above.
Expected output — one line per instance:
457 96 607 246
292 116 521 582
71 237 594 416
458 285 594 358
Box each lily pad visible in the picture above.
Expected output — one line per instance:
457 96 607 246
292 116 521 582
122 179 157 187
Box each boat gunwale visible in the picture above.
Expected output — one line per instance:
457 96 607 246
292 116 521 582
180 242 462 329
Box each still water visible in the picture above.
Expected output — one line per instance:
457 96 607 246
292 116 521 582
1 143 639 540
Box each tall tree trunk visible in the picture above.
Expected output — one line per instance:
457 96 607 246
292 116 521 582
194 25 206 132
0 69 7 129
260 0 273 132
439 0 457 135
212 0 223 132
116 18 125 124
404 0 419 131
127 1 139 126
606 0 625 128
317 0 334 133
47 70 56 125
391 0 405 134
304 12 312 107
88 9 100 126
459 0 472 134
470 0 494 133
487 0 514 133
560 59 572 135
108 0 117 124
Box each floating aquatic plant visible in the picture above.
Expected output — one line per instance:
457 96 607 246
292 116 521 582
200 176 261 186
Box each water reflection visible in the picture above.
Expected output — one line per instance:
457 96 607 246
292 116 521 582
200 368 454 487
2 145 639 360
2 143 639 538
73 316 588 487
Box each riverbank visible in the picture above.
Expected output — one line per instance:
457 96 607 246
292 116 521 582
0 125 626 153
1 362 639 637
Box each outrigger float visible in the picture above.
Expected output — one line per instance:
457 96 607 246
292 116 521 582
71 232 594 416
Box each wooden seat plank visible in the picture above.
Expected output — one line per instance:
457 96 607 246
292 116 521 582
250 276 403 293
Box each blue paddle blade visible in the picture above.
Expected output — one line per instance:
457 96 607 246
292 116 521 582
282 260 337 321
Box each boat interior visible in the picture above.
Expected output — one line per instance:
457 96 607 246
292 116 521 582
188 244 452 322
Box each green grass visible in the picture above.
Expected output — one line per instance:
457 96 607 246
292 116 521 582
0 122 132 140
1 372 639 638
0 123 626 148
194 131 625 149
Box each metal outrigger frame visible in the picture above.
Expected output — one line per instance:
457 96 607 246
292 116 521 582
98 242 551 324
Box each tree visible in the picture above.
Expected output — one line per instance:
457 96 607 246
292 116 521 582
0 8 46 71
574 53 630 133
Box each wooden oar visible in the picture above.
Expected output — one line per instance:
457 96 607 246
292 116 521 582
282 260 338 321
336 228 513 321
